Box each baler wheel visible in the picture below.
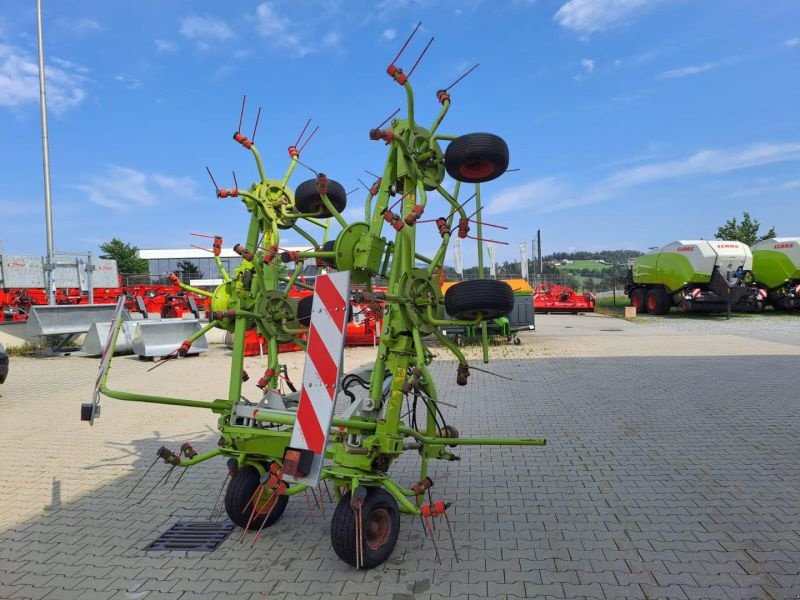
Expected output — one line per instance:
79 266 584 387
295 178 347 217
444 133 509 184
630 288 647 313
445 279 514 320
331 487 400 569
646 289 671 315
224 465 288 530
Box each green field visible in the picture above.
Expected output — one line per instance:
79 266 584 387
555 260 613 273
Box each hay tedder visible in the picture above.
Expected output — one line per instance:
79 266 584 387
84 26 545 568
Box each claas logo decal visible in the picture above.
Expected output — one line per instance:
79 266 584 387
676 246 694 252
774 243 794 249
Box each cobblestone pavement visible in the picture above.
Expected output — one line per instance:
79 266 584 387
0 315 798 600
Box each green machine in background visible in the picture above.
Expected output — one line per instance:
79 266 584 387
85 24 545 569
751 237 800 310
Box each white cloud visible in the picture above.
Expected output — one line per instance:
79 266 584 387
179 15 233 42
114 74 141 90
382 28 397 40
486 142 800 215
55 16 101 34
555 0 662 33
658 62 719 79
75 166 197 212
254 3 313 57
322 32 341 48
486 177 573 215
0 43 88 113
155 39 177 53
785 36 800 47
729 178 800 199
573 58 595 80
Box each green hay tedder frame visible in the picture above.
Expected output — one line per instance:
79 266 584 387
87 25 545 568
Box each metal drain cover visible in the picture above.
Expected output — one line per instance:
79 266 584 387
146 521 235 552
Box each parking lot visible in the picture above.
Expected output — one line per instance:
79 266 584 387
1 313 799 600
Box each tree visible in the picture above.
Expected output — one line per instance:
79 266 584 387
176 260 203 281
715 212 776 246
99 238 149 274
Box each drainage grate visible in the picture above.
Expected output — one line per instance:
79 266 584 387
145 521 235 552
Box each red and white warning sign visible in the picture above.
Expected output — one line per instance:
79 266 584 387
284 271 350 485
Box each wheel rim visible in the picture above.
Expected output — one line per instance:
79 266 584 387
459 160 495 179
646 294 656 311
364 507 392 551
633 294 642 309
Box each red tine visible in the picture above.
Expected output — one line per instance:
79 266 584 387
205 166 220 193
251 107 262 142
390 21 422 65
237 95 246 133
407 37 434 79
298 126 319 153
444 63 479 91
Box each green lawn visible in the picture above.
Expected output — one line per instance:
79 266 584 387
555 260 613 273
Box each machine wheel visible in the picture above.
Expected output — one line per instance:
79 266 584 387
294 178 347 217
444 279 514 320
297 296 314 327
630 288 647 313
331 488 400 569
444 133 509 184
317 240 337 270
513 336 521 345
224 465 288 530
645 288 671 315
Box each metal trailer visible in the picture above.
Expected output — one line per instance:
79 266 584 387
86 26 545 570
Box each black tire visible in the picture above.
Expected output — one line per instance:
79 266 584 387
630 288 647 313
297 295 314 327
645 288 671 315
513 336 521 346
331 488 400 569
295 178 347 217
444 133 509 184
316 239 337 269
297 290 352 327
224 465 288 530
444 279 514 320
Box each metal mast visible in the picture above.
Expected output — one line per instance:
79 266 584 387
36 0 56 304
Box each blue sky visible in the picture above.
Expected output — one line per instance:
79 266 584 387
1 0 799 266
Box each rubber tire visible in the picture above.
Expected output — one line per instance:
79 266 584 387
317 240 337 270
297 295 314 327
294 178 347 217
630 288 647 313
645 288 671 315
224 465 288 530
513 336 521 346
444 133 509 184
444 279 515 320
331 488 400 569
297 291 352 327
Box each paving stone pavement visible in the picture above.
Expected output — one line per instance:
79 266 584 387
0 315 799 600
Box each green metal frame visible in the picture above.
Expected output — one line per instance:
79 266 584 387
98 60 545 518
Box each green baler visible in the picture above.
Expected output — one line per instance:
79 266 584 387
751 237 800 310
625 240 764 314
